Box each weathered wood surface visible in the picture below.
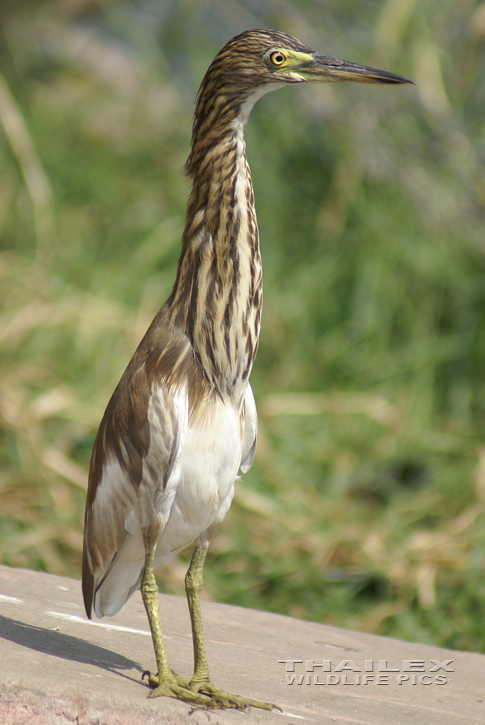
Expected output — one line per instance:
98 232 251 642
0 565 483 724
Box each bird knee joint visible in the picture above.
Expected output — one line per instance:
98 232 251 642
142 577 158 597
185 569 203 594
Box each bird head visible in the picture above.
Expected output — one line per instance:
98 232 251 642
188 29 413 177
208 29 413 91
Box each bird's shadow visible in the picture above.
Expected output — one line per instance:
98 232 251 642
0 614 146 685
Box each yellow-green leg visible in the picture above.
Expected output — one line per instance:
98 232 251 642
141 551 221 706
185 542 273 711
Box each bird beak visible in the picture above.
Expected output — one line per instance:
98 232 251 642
302 54 414 85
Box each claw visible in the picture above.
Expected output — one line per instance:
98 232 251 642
143 669 189 690
141 670 160 688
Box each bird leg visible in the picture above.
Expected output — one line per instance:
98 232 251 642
141 551 222 706
185 542 274 711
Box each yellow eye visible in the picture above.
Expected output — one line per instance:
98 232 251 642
269 51 287 66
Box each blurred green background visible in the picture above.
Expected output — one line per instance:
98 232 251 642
1 0 485 652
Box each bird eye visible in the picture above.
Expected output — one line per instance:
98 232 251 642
269 51 287 66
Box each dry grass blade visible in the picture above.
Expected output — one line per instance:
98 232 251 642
0 72 55 263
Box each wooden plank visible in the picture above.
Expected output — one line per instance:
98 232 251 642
0 565 483 724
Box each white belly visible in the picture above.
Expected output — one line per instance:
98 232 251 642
153 396 241 568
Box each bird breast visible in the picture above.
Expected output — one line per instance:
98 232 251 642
151 384 248 563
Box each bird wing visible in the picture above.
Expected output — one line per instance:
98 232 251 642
82 325 192 618
240 383 258 473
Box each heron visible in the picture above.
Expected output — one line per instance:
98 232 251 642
82 28 412 710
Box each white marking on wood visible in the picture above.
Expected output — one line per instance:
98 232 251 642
0 594 24 603
46 610 162 637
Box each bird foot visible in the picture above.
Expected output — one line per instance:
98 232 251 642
188 679 274 711
143 671 224 708
143 671 273 710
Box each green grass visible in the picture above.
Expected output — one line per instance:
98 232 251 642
1 0 485 653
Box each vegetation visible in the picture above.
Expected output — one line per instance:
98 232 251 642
1 0 485 652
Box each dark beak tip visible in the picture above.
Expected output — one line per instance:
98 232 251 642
385 76 416 86
364 68 415 86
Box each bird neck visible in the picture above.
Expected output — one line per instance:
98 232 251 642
168 90 265 403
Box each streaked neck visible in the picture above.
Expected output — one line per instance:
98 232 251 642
168 89 272 402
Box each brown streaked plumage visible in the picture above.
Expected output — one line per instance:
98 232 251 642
82 28 413 709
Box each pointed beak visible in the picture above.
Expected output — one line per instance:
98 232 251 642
303 54 414 85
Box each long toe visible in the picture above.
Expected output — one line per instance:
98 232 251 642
189 679 274 711
149 680 228 708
